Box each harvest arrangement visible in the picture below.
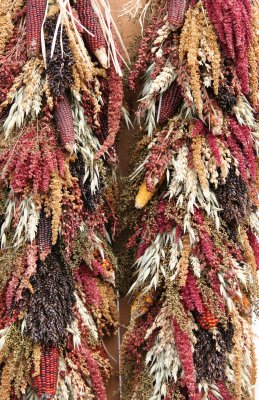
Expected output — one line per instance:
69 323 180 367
121 0 259 399
0 0 123 399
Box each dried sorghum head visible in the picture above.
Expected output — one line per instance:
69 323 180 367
215 85 237 114
194 323 234 382
215 167 249 225
25 244 75 346
44 15 74 98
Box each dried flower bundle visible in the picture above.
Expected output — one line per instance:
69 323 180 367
0 118 65 195
122 1 259 399
0 0 124 398
203 0 252 94
0 0 25 58
0 21 27 105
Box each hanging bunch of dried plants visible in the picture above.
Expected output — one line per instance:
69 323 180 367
121 1 259 399
0 0 126 398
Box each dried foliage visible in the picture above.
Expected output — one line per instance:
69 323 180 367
122 0 259 399
0 0 123 398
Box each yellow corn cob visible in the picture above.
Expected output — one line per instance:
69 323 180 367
135 175 165 209
135 182 156 209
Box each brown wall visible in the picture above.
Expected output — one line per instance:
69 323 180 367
104 2 142 399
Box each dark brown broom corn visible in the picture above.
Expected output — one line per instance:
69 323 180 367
26 0 47 57
45 15 74 98
194 325 234 382
25 247 76 347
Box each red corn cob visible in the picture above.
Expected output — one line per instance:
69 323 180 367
33 347 59 399
38 211 52 261
26 0 47 57
32 373 43 398
167 0 189 29
157 82 183 124
54 94 75 153
75 0 108 67
42 347 59 398
199 307 218 330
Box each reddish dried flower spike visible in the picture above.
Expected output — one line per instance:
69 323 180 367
167 0 189 29
203 0 252 94
38 211 52 261
33 347 59 399
26 0 47 57
14 5 28 20
157 82 183 124
54 94 75 153
76 0 108 67
95 65 123 159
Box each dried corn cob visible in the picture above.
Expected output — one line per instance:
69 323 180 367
167 0 189 30
135 181 156 209
42 347 59 398
75 0 108 68
199 308 218 330
38 210 52 261
157 82 183 124
135 175 165 209
32 373 42 398
32 347 59 399
54 94 75 153
26 0 47 57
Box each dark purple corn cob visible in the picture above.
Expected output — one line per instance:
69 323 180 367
157 82 183 124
